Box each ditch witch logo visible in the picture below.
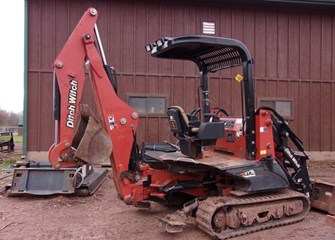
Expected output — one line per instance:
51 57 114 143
66 79 78 128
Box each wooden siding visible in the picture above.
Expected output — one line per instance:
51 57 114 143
27 0 335 152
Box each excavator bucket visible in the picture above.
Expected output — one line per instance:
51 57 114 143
72 104 112 165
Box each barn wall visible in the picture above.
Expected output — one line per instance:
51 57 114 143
27 0 335 154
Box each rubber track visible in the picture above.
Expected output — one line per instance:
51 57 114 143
196 189 310 239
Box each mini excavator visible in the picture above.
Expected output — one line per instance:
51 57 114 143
9 8 334 239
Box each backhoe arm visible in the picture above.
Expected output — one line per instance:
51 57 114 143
48 8 139 202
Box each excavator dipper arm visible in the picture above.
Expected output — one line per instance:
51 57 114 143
48 8 139 202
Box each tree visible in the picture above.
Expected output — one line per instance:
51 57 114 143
0 107 23 126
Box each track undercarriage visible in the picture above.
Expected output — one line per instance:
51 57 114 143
159 186 310 239
144 147 311 239
196 190 309 239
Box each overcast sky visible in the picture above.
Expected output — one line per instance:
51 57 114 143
0 1 24 113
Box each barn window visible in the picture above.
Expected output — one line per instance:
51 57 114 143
202 21 215 35
257 98 293 119
128 94 167 116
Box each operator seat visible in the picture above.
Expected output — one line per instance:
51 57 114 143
167 106 200 136
167 106 225 158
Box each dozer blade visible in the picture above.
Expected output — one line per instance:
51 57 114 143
72 104 112 165
311 178 335 215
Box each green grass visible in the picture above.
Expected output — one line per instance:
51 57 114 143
0 156 20 172
13 135 22 143
0 135 12 143
0 135 22 172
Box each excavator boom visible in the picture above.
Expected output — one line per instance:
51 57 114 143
48 8 139 201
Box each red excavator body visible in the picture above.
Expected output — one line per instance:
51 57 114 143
48 7 321 239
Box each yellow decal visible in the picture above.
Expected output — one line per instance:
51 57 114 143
235 74 244 83
260 150 267 155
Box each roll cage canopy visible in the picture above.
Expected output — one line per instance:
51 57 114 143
147 35 252 73
146 35 256 159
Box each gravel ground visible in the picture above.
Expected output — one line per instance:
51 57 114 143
0 144 334 240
